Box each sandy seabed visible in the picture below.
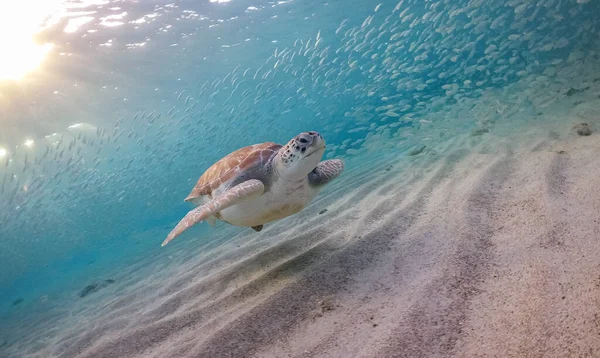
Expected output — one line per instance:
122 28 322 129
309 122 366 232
3 91 600 358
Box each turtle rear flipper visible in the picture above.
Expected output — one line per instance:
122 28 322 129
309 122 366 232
206 216 217 227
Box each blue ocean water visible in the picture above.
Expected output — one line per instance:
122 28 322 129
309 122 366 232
1 0 599 356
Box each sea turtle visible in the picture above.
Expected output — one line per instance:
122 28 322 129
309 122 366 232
161 131 344 246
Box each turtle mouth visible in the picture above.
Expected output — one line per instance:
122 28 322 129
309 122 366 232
305 146 325 158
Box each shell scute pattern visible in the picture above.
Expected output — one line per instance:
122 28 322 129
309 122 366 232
185 142 282 201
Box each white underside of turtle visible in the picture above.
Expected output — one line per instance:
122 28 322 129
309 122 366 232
217 177 315 227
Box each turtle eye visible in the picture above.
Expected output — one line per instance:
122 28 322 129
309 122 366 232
298 138 309 144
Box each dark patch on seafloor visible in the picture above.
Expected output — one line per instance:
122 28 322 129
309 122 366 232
312 296 338 320
565 86 589 97
11 298 24 307
471 127 489 136
79 280 116 298
407 145 426 156
573 123 592 136
318 209 328 215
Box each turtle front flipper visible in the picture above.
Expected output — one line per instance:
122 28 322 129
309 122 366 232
162 179 265 246
308 159 345 187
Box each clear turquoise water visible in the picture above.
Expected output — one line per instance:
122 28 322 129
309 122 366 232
0 0 599 354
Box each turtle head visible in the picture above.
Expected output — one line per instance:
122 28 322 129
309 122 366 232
275 131 325 181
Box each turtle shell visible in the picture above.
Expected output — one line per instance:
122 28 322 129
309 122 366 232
184 142 282 201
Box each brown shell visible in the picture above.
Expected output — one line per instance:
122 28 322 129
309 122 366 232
184 142 282 201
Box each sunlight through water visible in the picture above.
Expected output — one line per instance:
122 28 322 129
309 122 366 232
0 1 65 81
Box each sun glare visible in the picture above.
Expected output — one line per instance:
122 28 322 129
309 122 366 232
0 1 64 81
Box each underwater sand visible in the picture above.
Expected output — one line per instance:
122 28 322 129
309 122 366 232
2 87 600 358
